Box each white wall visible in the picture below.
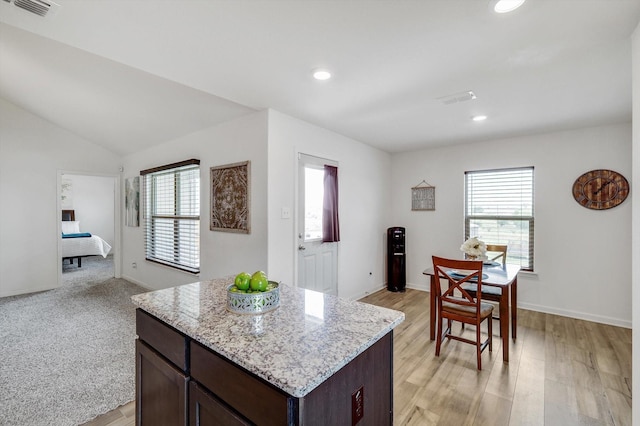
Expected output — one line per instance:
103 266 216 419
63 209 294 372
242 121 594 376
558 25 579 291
630 18 639 426
391 123 632 328
267 110 392 301
121 111 268 290
62 174 115 249
0 99 121 297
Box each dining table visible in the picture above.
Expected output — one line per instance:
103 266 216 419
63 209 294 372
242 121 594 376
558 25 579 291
423 262 521 362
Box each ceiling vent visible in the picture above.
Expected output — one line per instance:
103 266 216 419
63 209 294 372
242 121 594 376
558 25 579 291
438 90 477 105
5 0 59 17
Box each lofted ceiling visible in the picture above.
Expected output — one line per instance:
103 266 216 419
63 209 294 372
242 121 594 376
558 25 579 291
1 0 639 156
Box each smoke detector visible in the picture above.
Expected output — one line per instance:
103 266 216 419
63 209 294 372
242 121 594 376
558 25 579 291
2 0 59 17
437 90 477 105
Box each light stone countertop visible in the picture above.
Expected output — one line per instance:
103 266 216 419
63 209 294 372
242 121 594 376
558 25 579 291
131 277 405 398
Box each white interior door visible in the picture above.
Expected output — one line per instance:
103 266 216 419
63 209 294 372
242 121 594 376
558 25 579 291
297 154 338 295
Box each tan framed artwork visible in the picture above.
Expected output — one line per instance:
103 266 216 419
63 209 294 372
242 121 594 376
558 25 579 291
411 180 435 211
210 161 250 233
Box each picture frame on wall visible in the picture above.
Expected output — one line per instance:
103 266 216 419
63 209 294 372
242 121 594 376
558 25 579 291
125 176 140 227
210 161 250 233
61 176 74 209
411 181 435 211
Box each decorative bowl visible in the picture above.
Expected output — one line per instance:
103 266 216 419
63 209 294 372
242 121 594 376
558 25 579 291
226 281 280 314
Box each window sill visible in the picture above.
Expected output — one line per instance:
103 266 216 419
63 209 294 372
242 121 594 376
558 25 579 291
146 258 200 275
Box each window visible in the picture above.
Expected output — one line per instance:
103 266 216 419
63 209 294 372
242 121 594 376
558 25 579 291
303 166 324 241
465 167 534 271
299 154 340 243
141 159 200 273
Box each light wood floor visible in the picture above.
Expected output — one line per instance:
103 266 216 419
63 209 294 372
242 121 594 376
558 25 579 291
86 288 632 426
82 400 135 426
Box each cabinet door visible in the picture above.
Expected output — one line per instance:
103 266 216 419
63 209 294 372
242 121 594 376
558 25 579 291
136 340 188 426
189 381 251 426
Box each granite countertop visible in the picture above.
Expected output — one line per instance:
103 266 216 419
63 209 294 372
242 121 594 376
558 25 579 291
131 278 404 398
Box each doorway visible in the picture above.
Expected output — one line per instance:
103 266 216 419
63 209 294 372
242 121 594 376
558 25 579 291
57 171 120 287
297 154 338 295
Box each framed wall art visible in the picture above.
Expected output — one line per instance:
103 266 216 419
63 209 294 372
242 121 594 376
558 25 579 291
125 176 140 227
210 161 250 233
61 175 74 209
411 180 435 211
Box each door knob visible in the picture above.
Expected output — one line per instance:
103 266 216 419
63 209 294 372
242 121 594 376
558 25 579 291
298 245 306 251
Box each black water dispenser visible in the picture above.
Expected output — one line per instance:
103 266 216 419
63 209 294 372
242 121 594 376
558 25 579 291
387 227 406 292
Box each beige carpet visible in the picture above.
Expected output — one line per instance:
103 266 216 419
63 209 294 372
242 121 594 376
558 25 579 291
0 256 147 426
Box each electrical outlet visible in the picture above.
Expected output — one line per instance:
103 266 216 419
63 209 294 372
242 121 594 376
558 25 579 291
352 385 364 425
132 262 137 269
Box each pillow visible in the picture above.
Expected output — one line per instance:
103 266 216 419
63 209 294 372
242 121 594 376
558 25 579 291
61 221 80 234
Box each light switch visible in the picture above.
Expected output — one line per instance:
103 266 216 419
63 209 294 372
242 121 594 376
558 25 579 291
281 207 291 219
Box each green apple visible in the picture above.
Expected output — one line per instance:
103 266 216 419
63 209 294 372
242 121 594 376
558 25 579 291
234 272 251 291
250 271 268 292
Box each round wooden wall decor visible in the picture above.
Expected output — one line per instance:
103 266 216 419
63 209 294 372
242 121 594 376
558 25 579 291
572 169 629 210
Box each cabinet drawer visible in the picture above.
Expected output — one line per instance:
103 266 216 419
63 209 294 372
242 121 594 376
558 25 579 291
136 309 188 371
189 381 251 426
190 341 292 426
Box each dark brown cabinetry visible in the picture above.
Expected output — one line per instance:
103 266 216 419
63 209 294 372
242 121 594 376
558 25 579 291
190 341 293 425
136 340 188 425
136 308 393 426
189 381 251 426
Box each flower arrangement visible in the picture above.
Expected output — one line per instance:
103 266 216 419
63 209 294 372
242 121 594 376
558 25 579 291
460 237 487 259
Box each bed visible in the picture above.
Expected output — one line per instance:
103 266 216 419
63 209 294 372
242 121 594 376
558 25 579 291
61 209 112 267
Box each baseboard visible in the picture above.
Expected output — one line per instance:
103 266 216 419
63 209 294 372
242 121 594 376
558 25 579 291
118 276 631 329
2 276 153 299
120 275 153 291
350 284 386 301
350 283 630 329
406 282 429 292
518 302 631 329
405 284 630 329
0 283 60 298
350 282 429 301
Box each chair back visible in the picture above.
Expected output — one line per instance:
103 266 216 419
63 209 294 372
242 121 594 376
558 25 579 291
432 256 484 309
432 256 493 369
485 244 508 266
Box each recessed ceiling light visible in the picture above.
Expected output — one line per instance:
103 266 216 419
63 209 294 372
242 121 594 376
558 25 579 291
312 69 332 81
472 115 488 122
492 0 526 13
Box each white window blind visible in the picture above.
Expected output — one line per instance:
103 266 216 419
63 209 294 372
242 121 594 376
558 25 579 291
465 167 534 271
141 159 200 274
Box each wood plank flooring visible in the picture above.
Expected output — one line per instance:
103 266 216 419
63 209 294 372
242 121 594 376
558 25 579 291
82 400 134 426
85 288 632 426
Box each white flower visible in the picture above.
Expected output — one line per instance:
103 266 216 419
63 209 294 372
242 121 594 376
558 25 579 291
460 237 487 257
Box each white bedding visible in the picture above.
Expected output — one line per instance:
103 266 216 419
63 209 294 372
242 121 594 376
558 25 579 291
61 235 112 258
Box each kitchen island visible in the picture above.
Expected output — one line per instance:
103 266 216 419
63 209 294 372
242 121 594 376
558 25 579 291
132 278 404 426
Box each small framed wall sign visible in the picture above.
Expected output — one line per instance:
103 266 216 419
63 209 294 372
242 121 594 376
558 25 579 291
411 181 435 211
210 161 250 233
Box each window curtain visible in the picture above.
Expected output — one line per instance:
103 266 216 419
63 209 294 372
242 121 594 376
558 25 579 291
322 165 340 242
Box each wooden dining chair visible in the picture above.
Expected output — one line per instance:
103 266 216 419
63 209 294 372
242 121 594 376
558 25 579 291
432 256 493 370
462 244 507 334
486 244 508 266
